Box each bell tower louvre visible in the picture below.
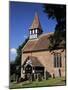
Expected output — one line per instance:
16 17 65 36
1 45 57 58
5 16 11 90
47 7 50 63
29 12 43 39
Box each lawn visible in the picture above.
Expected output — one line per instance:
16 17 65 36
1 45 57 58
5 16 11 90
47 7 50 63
9 77 66 89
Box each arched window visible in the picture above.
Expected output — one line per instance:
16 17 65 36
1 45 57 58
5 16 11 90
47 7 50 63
54 53 62 68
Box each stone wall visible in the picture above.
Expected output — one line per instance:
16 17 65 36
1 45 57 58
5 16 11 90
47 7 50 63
21 49 65 78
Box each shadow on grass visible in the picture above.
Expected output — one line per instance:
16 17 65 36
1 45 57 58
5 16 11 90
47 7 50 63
22 82 32 85
61 79 66 82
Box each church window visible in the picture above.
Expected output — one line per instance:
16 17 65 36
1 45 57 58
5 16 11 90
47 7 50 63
54 53 62 68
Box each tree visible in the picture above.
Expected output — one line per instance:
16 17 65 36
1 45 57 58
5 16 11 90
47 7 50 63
10 61 16 76
14 37 29 77
10 37 29 82
10 61 16 82
43 4 66 51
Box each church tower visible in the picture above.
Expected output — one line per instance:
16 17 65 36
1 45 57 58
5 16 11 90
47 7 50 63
29 12 43 39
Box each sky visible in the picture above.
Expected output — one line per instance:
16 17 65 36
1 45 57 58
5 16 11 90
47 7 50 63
9 1 57 61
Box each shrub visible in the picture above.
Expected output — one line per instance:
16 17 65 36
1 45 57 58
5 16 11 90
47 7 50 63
38 73 42 81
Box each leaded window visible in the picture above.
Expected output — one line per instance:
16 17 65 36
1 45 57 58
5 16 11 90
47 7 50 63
54 53 62 68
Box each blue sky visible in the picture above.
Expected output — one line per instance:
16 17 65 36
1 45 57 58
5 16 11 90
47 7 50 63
9 1 57 61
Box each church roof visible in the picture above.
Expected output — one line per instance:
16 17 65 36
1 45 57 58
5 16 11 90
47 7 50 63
22 33 53 53
29 12 42 30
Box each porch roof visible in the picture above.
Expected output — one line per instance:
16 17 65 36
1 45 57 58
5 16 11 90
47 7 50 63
22 56 44 67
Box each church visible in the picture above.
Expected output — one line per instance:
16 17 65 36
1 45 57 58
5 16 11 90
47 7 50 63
21 12 65 80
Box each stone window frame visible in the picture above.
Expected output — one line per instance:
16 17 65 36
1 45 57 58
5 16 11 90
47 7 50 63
54 53 62 68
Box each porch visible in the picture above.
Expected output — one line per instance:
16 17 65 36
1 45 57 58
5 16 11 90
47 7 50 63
21 56 44 80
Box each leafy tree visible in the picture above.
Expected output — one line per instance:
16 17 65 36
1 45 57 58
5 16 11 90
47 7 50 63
43 4 66 51
10 61 16 76
15 37 29 77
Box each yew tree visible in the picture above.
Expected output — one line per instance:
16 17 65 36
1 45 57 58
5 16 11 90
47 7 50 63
43 4 66 51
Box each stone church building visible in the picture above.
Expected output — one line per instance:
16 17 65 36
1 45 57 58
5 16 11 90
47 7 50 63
21 13 66 80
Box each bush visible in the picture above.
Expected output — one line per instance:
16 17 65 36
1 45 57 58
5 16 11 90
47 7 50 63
16 75 20 83
53 73 55 78
19 77 26 82
10 74 16 82
38 73 42 81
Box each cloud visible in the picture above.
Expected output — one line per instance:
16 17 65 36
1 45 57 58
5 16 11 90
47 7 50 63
24 35 27 39
10 48 17 54
10 48 17 61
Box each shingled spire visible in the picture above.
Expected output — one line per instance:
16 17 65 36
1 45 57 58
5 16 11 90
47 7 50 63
29 12 42 30
29 12 43 39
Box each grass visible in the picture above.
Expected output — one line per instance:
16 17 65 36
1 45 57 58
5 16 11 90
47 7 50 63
9 77 66 89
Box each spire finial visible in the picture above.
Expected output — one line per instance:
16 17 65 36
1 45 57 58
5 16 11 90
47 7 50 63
29 12 42 30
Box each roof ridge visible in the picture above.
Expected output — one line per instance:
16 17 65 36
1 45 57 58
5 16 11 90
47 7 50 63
39 32 54 38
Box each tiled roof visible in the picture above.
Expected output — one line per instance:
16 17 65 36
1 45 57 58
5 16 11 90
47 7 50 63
22 33 53 52
23 56 44 67
29 12 42 30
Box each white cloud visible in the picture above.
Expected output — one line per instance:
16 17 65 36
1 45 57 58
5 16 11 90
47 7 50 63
10 48 17 61
10 48 17 54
